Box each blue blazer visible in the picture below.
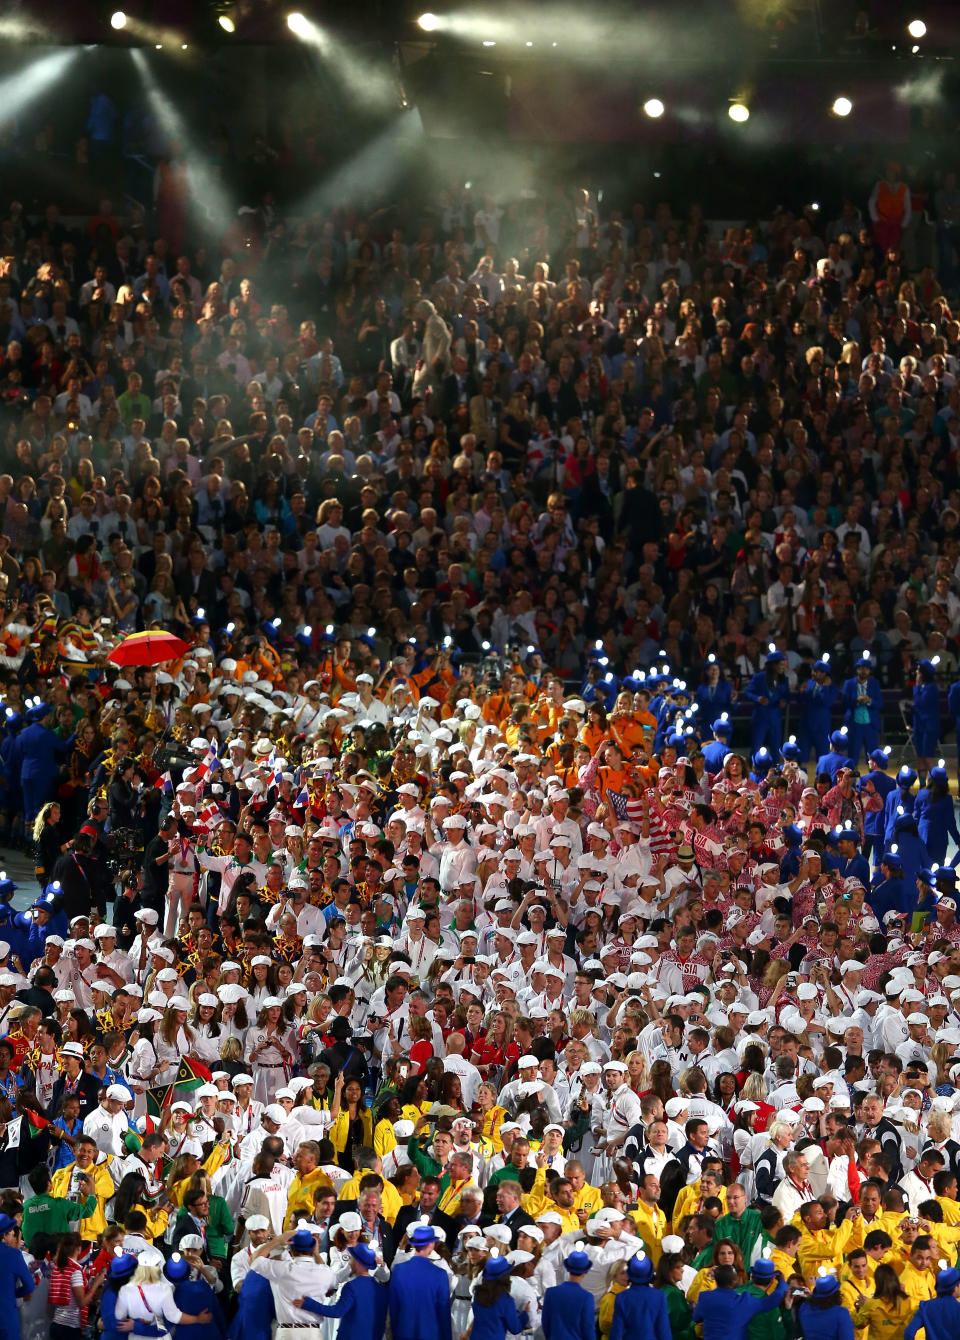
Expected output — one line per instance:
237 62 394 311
388 1256 452 1340
303 1274 388 1340
542 1280 596 1340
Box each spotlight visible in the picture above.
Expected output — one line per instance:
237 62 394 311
110 11 127 28
728 102 750 122
417 12 439 30
525 40 533 46
287 11 310 35
218 15 235 32
643 97 665 118
907 19 926 38
482 39 496 46
832 95 852 116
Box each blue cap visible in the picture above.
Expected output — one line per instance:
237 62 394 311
812 1274 840 1298
564 1250 592 1275
483 1256 513 1280
349 1243 378 1270
409 1223 439 1247
290 1228 317 1252
936 1266 960 1294
918 658 939 675
780 740 801 761
830 730 849 749
752 749 772 770
834 826 859 845
751 1259 776 1281
930 766 950 787
765 650 785 665
108 1252 137 1279
0 1214 15 1236
26 702 50 721
782 823 802 846
937 868 958 885
712 717 732 736
812 659 832 674
882 850 904 870
893 812 915 834
898 767 918 787
868 749 890 767
918 869 936 886
0 877 16 900
164 1254 190 1282
627 1254 654 1284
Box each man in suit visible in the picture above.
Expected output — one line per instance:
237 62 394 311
47 1041 102 1119
334 1187 397 1265
494 1179 535 1246
393 1176 456 1249
450 1184 492 1239
171 1185 213 1259
468 375 502 451
440 355 478 420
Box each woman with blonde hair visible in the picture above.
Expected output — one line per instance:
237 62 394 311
114 1256 212 1330
475 1080 509 1152
33 799 67 887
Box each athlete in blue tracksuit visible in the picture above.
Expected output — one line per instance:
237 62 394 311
914 766 960 867
904 1266 960 1340
742 650 789 755
884 767 918 844
8 703 74 827
796 657 840 767
913 657 943 783
702 717 734 774
842 653 884 765
608 1255 670 1340
816 729 853 781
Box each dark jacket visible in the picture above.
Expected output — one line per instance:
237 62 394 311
329 1201 397 1263
393 1203 456 1250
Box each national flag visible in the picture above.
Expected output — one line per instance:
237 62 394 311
154 771 173 794
196 802 223 831
295 785 309 808
194 744 220 781
609 792 645 824
173 1056 213 1095
24 1109 50 1138
609 791 673 857
146 1084 174 1119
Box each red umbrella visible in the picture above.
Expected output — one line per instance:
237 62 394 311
107 630 191 667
